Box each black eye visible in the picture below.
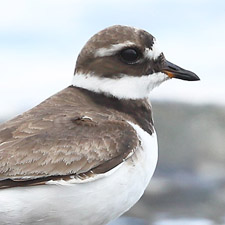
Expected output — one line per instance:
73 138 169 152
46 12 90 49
120 48 139 64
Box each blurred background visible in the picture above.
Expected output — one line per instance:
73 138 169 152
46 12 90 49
0 0 225 224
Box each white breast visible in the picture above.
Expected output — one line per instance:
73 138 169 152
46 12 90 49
0 122 158 225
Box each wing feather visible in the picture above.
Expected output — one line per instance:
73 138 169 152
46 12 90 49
0 88 139 185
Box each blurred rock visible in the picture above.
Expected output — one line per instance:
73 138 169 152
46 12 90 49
152 102 225 179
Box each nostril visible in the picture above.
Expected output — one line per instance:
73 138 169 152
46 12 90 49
168 65 177 71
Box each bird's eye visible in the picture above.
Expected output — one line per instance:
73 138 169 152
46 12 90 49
120 48 140 64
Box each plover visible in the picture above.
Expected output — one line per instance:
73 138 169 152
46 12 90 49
0 25 199 225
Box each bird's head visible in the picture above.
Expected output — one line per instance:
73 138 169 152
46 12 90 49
73 25 200 99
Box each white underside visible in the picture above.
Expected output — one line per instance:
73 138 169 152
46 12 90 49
0 122 158 225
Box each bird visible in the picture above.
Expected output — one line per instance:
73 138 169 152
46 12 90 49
0 25 200 225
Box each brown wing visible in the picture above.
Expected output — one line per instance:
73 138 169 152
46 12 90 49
0 87 139 187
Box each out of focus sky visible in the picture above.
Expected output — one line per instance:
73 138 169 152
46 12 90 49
0 0 225 119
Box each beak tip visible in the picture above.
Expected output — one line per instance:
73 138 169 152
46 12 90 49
185 73 200 81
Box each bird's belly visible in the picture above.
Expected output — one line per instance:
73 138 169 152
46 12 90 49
0 124 158 225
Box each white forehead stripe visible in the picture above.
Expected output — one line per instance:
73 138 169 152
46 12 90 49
145 40 162 60
72 73 169 100
94 41 135 57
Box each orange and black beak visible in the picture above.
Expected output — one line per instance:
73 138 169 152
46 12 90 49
162 60 200 81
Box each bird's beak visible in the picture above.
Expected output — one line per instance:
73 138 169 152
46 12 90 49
162 60 200 81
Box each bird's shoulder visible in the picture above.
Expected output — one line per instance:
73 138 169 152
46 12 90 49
0 87 140 188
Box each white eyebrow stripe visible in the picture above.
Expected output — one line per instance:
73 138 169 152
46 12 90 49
145 40 162 60
94 41 136 57
95 39 162 61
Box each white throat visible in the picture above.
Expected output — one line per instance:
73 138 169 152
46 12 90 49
72 73 169 100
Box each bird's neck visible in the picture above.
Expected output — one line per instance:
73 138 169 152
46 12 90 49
70 86 154 135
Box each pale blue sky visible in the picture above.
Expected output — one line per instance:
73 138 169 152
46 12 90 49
0 0 225 118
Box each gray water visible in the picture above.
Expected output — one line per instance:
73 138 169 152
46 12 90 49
110 217 217 225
